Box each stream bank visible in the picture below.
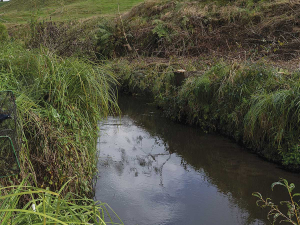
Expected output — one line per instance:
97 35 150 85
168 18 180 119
108 59 300 171
95 96 300 225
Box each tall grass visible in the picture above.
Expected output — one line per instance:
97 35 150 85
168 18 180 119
0 22 8 41
0 175 123 224
0 42 119 195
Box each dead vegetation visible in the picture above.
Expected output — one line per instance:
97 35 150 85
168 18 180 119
102 0 300 61
27 18 99 58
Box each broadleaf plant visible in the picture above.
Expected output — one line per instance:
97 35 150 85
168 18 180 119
253 179 300 225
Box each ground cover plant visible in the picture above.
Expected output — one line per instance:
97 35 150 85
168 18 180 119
0 11 123 223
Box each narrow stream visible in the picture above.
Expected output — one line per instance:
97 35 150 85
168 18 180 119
95 96 300 225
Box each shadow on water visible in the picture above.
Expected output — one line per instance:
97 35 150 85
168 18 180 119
95 95 300 225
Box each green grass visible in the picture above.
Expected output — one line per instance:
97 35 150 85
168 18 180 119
0 41 119 196
0 174 123 224
0 2 9 8
0 0 145 24
111 58 300 170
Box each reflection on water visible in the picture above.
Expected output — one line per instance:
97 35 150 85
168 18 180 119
95 96 300 225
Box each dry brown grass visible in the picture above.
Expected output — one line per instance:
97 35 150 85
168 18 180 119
105 0 300 61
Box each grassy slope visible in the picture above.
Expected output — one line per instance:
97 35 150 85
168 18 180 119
0 0 144 24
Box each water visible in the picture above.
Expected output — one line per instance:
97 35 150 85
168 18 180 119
95 96 300 225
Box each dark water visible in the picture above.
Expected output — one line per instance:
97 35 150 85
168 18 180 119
95 96 300 225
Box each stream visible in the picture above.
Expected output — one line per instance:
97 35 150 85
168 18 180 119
95 96 300 225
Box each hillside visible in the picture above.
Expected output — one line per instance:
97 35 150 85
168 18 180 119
0 0 144 23
2 0 300 65
94 0 300 64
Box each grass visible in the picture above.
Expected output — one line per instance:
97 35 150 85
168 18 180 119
110 58 300 170
0 174 123 224
0 5 124 220
0 41 119 196
0 0 145 24
0 2 9 8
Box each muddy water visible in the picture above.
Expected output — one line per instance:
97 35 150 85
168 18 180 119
95 96 300 225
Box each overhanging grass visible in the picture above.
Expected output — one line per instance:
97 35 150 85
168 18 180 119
0 42 119 196
111 58 300 170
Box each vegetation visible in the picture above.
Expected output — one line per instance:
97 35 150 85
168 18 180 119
93 0 300 60
0 0 300 222
88 0 300 169
0 32 121 222
253 179 300 225
0 40 119 195
0 0 145 23
0 175 122 224
0 2 9 8
111 59 300 169
0 22 8 41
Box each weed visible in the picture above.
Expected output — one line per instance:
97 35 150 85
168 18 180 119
0 174 123 224
253 179 300 225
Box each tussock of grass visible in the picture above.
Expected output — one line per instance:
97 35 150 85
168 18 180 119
112 58 300 170
0 42 119 195
0 175 123 224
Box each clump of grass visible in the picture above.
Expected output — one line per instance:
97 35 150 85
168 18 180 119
0 42 119 195
0 0 145 24
0 174 123 224
26 17 99 59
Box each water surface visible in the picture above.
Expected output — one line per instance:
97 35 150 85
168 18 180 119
95 96 300 225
